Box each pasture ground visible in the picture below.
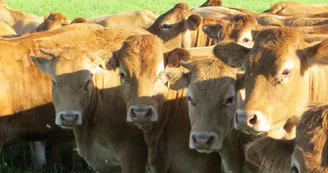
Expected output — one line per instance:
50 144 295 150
2 0 328 172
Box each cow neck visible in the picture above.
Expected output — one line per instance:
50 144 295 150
189 19 217 47
142 78 189 166
73 69 123 154
219 129 256 173
307 65 328 104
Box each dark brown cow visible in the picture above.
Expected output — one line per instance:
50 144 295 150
245 104 328 173
2 24 149 172
108 34 222 172
34 12 69 32
199 0 222 7
225 28 328 139
264 2 328 15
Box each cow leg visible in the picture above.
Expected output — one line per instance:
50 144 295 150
29 141 46 169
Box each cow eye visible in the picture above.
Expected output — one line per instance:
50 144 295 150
291 166 299 173
225 96 234 106
119 72 128 83
282 69 291 76
243 37 250 42
83 80 91 90
187 96 196 106
161 24 172 30
52 80 58 87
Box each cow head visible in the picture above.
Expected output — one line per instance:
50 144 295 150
291 105 328 173
31 46 108 128
245 105 328 173
147 2 202 50
159 51 239 153
107 34 165 129
233 28 328 137
203 14 259 48
35 12 69 32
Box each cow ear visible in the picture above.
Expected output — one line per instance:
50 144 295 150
246 137 295 172
44 13 50 20
164 48 191 68
186 15 202 30
105 51 119 70
213 41 250 68
158 68 190 90
31 56 52 74
88 49 113 69
203 19 228 40
301 39 328 69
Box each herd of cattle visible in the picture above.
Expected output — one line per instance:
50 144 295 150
0 0 328 172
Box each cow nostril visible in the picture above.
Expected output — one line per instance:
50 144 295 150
207 136 214 146
192 135 197 143
74 114 79 117
145 109 152 117
249 114 257 125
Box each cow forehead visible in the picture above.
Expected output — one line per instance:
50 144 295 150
189 60 235 102
51 55 93 76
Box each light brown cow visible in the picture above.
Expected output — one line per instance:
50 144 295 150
85 9 158 29
108 34 222 173
0 2 43 34
245 104 328 173
158 53 262 173
1 24 149 172
264 2 328 15
0 20 15 35
147 2 244 50
257 15 328 27
34 12 69 32
226 28 328 139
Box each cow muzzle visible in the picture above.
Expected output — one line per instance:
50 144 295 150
56 111 82 127
127 105 158 123
234 109 271 134
189 132 220 153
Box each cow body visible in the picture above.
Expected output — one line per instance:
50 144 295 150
265 2 328 15
0 3 43 34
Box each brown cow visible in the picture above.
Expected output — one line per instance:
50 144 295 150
203 14 328 48
264 2 328 15
34 12 69 32
147 2 244 50
245 104 328 173
0 2 43 34
257 15 328 27
158 53 262 173
226 28 328 139
199 0 223 7
1 24 149 172
108 34 222 172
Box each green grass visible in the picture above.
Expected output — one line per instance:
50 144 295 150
4 0 328 19
2 0 328 172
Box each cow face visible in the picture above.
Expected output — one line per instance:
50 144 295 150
148 2 201 50
108 35 165 129
233 28 328 136
159 57 238 153
291 105 328 173
35 12 69 32
32 46 107 128
203 14 258 48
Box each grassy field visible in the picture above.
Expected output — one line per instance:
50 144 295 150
2 0 328 172
5 0 328 19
